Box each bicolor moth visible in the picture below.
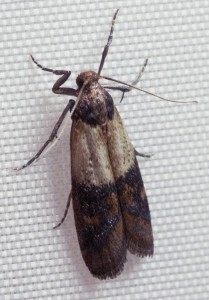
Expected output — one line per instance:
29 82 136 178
16 10 196 279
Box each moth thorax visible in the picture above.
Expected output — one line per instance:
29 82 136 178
76 71 99 88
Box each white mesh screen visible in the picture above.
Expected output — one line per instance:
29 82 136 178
1 1 209 299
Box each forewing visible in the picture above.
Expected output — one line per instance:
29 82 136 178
70 119 126 279
107 107 153 256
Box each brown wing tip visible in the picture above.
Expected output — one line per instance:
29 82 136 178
91 255 127 280
128 239 154 257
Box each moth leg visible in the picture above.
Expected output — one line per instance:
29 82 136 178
14 100 74 171
98 9 119 75
31 55 78 96
102 85 130 103
131 58 148 85
135 149 153 158
103 58 148 102
53 191 72 229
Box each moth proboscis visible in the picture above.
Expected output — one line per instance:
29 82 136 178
15 9 196 279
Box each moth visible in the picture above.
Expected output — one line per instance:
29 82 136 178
16 9 196 279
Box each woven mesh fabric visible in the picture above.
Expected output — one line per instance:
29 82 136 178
1 0 209 299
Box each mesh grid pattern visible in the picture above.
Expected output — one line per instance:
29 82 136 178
1 0 209 299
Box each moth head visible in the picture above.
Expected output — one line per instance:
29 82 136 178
76 71 100 89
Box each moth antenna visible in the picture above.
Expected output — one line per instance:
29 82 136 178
101 76 198 104
98 9 119 75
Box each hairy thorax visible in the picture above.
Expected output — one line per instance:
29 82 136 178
73 72 114 126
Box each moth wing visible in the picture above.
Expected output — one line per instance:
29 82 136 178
107 107 153 256
70 119 127 279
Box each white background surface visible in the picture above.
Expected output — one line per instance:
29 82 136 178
1 0 209 299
